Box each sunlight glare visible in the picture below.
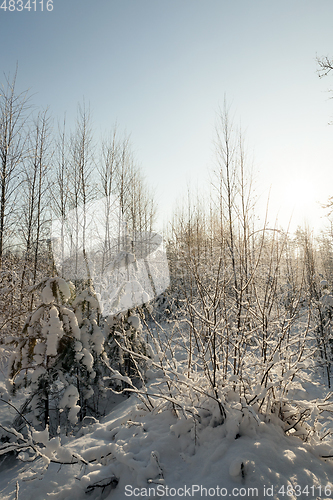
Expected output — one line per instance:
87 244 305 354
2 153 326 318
282 178 314 211
267 176 325 233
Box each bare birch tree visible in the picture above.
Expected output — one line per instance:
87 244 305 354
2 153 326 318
19 109 51 308
0 69 30 264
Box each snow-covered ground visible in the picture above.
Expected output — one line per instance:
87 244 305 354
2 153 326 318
1 359 333 500
2 302 333 500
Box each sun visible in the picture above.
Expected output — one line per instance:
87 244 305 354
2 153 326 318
282 178 314 211
267 176 323 232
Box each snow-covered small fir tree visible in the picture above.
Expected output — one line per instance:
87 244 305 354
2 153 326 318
72 286 106 418
8 278 85 432
105 309 148 389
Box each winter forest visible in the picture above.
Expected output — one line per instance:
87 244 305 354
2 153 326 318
2 64 333 500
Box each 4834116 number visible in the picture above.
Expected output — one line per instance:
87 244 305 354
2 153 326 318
278 484 332 497
0 0 53 11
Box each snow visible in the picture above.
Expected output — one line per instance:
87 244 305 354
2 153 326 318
60 307 80 339
46 306 63 356
81 347 94 372
68 405 80 425
0 388 333 500
127 314 141 330
1 312 333 499
33 426 50 446
56 278 71 301
59 384 80 424
41 282 54 304
30 306 44 324
33 342 45 365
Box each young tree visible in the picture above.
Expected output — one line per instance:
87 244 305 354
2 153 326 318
69 102 96 284
163 104 318 430
49 116 71 278
51 103 96 285
8 277 80 431
0 69 30 266
19 109 52 309
72 286 106 419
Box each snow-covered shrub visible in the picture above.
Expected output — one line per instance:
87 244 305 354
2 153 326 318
104 305 333 469
310 280 333 386
156 182 327 440
294 229 333 384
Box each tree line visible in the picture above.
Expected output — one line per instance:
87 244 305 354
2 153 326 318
0 70 157 336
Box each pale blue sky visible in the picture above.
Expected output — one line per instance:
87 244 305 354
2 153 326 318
1 0 333 233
